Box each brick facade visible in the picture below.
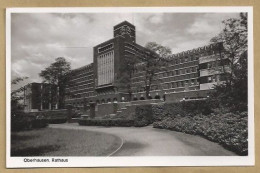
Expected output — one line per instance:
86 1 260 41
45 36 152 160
24 83 56 112
64 21 228 109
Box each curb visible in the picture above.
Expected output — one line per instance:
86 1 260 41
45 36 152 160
107 136 124 157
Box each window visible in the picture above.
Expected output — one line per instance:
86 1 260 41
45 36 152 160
175 70 179 75
212 75 216 82
208 76 212 83
171 82 175 88
208 62 212 69
191 79 195 85
212 61 216 67
98 43 114 53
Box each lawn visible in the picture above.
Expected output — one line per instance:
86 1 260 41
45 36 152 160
11 127 122 156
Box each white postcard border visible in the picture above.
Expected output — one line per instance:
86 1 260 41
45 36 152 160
6 7 254 168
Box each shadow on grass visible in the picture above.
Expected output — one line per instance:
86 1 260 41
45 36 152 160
11 134 39 141
11 145 60 156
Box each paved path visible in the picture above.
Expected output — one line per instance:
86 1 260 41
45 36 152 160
50 123 236 156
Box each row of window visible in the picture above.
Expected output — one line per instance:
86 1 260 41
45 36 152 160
98 43 114 53
71 76 94 84
171 56 199 65
98 90 116 96
199 59 230 70
132 74 199 85
132 79 198 92
161 79 198 89
200 74 225 84
71 64 93 75
131 68 198 84
71 70 93 79
69 85 94 93
68 92 95 99
158 67 198 78
132 62 198 76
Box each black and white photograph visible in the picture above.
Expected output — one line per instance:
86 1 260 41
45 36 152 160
6 7 254 167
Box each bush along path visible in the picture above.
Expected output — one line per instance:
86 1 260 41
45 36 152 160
78 100 248 156
151 101 248 156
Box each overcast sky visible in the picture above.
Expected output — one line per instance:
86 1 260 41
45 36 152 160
11 12 239 85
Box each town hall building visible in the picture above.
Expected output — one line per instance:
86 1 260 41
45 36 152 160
63 21 228 110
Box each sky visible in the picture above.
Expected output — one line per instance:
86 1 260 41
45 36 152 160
11 12 240 85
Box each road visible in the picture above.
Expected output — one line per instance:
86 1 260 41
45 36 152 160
50 123 236 156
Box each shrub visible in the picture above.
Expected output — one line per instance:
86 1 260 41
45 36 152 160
27 110 67 124
11 112 48 131
78 119 134 127
152 100 212 121
153 112 248 156
48 118 67 124
32 115 48 128
134 104 153 127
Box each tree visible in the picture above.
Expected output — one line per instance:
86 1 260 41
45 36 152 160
209 13 248 112
11 76 28 113
115 50 138 101
142 42 172 98
39 57 71 109
114 42 171 100
210 13 247 86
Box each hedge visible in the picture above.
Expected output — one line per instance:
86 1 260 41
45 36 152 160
47 118 67 124
152 100 212 121
133 104 154 127
78 119 134 127
133 100 248 155
153 112 248 156
11 112 48 131
132 100 212 127
27 110 68 124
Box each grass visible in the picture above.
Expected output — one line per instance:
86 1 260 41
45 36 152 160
11 127 122 156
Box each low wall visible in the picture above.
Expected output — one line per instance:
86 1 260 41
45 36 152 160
27 109 68 123
166 90 210 102
131 99 163 105
95 103 118 117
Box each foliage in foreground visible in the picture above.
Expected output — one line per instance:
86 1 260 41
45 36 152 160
209 13 248 112
11 76 28 114
11 112 48 131
153 111 248 156
39 57 71 109
78 119 134 127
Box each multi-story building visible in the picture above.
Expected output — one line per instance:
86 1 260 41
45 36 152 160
64 21 228 108
23 83 57 112
64 63 95 109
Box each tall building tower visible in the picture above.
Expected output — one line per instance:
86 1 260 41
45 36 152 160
113 21 136 43
93 21 137 102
